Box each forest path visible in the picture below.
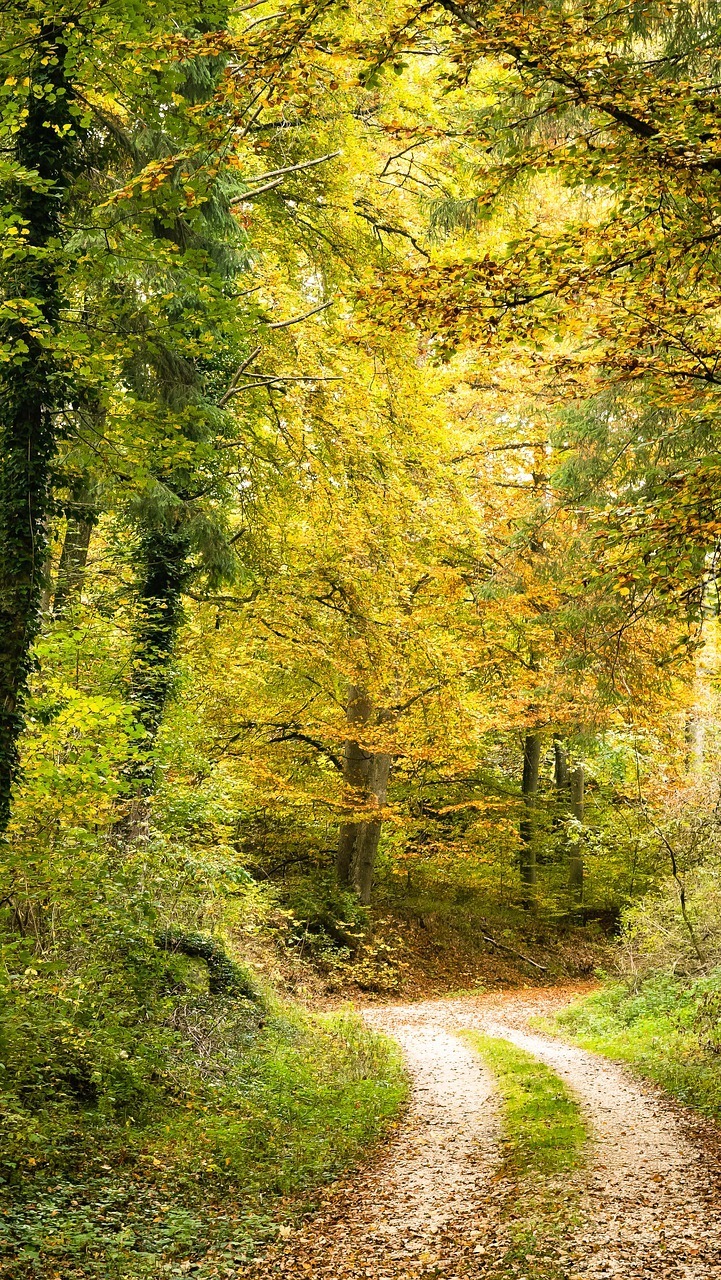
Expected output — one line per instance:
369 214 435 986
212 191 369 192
243 989 721 1279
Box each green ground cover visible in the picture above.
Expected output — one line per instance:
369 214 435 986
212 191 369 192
0 1006 406 1280
552 972 721 1121
463 1032 588 1280
463 1033 587 1176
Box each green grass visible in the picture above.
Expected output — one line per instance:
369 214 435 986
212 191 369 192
550 973 721 1121
0 1007 407 1280
462 1031 589 1280
462 1032 587 1176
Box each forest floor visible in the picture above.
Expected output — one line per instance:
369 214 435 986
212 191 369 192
239 987 721 1280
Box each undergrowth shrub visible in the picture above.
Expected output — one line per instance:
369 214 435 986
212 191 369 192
0 886 406 1279
0 761 408 1278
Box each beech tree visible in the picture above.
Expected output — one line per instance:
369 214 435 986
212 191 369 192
1 0 708 907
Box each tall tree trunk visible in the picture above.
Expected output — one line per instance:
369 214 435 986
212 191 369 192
127 525 190 783
553 737 569 789
519 732 542 900
53 517 94 616
336 687 391 905
39 490 96 620
0 27 76 837
52 472 98 616
569 763 585 899
114 525 189 841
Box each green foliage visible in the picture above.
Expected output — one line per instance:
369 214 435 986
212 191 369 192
463 1032 587 1177
155 929 263 1000
554 971 721 1121
0 1002 406 1278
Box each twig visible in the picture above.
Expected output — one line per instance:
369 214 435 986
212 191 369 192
480 929 548 971
230 154 341 206
243 12 284 33
265 299 334 329
642 810 706 964
249 372 341 382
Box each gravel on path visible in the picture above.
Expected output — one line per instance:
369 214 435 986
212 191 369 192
241 988 721 1279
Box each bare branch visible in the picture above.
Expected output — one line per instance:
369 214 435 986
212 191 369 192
480 926 548 971
265 299 334 330
218 346 262 407
230 177 284 205
269 728 344 772
354 202 430 259
219 371 342 401
245 151 341 183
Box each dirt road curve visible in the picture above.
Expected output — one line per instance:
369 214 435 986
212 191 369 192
243 989 721 1279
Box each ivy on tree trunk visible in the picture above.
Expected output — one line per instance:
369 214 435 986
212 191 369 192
0 27 76 837
519 732 542 901
569 763 585 900
127 525 191 784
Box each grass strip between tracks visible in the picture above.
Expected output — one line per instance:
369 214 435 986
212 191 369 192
461 1032 589 1280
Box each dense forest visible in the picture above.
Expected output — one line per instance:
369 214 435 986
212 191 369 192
3 2 721 1278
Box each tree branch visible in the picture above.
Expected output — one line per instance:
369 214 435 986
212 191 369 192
230 177 284 204
245 151 341 183
269 728 344 772
354 202 430 259
218 346 262 407
264 299 334 329
480 926 548 971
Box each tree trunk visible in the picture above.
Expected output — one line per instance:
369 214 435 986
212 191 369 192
685 712 704 777
519 732 542 899
0 27 76 837
114 526 190 839
127 525 190 786
569 763 585 898
53 517 94 616
336 687 390 905
553 738 569 789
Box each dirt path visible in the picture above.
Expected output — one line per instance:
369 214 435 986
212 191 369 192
243 989 721 1279
244 1020 499 1277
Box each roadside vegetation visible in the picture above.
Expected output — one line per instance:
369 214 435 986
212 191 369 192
556 975 721 1122
1 1000 405 1280
554 809 721 1122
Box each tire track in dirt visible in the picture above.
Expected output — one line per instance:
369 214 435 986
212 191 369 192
241 990 721 1279
398 992 721 1280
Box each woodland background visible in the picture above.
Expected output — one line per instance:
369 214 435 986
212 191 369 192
3 1 721 1276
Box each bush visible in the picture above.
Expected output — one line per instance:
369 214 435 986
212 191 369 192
0 980 406 1278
